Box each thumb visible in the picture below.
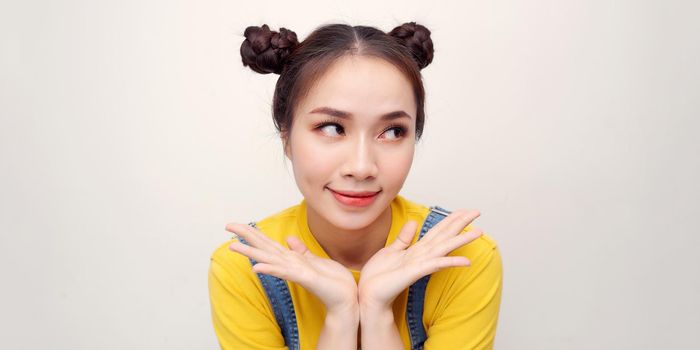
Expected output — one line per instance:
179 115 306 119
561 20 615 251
286 236 312 257
388 220 419 251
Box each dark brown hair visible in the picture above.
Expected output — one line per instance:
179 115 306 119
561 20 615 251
239 22 434 142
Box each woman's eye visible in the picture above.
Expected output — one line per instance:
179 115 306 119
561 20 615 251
382 126 406 140
318 123 344 136
316 122 406 140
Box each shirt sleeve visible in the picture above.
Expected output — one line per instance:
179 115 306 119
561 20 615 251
208 241 287 350
423 236 503 350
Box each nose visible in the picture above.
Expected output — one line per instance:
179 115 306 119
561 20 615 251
340 134 378 181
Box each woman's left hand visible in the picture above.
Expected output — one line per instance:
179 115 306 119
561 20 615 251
357 209 484 310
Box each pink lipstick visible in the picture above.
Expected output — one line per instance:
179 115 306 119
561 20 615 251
327 188 381 207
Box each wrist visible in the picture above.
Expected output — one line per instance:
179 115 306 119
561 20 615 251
325 288 359 317
325 305 360 329
357 284 392 312
318 304 359 350
359 302 394 327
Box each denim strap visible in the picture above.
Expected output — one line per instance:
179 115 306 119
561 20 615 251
238 222 300 350
406 205 451 350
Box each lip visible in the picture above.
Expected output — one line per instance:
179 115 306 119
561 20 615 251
327 187 381 207
328 188 381 197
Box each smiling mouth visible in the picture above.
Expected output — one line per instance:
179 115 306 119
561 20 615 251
326 187 382 197
326 187 381 207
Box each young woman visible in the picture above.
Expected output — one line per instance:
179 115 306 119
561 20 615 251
208 22 503 350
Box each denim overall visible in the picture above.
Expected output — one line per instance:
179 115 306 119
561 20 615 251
238 205 452 350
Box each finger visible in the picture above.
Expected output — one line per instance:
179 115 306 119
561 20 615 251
226 223 284 253
388 220 418 251
225 226 238 238
417 256 471 276
229 241 280 264
251 262 290 280
286 236 313 257
396 255 472 287
251 228 288 253
419 209 469 244
431 227 484 258
225 222 262 245
443 209 481 238
424 209 481 246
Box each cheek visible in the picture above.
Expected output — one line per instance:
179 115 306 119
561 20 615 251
290 137 334 185
382 145 415 182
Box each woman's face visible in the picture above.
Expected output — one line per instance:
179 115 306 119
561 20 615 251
284 55 417 231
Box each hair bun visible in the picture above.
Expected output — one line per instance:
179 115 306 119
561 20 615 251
388 22 434 70
240 24 299 74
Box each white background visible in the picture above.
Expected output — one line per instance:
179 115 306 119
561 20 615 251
2 0 699 348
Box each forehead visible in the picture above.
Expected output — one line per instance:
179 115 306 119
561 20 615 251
295 55 416 121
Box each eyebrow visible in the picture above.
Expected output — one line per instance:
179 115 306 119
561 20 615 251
308 106 412 121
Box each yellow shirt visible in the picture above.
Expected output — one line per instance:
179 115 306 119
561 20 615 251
208 194 503 349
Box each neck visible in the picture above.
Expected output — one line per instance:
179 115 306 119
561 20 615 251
306 204 392 271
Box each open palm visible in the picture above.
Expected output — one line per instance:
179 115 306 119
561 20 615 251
358 209 484 309
226 222 358 313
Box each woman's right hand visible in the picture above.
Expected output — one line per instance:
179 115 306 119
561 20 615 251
225 223 359 315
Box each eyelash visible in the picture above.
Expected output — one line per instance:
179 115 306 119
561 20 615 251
314 119 408 139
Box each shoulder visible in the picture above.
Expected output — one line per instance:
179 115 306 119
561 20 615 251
208 225 287 348
454 231 499 263
209 239 253 282
431 229 501 293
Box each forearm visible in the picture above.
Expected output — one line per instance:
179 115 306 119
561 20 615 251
359 305 403 350
316 306 360 350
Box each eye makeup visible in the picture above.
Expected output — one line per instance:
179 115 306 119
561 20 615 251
312 117 409 139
